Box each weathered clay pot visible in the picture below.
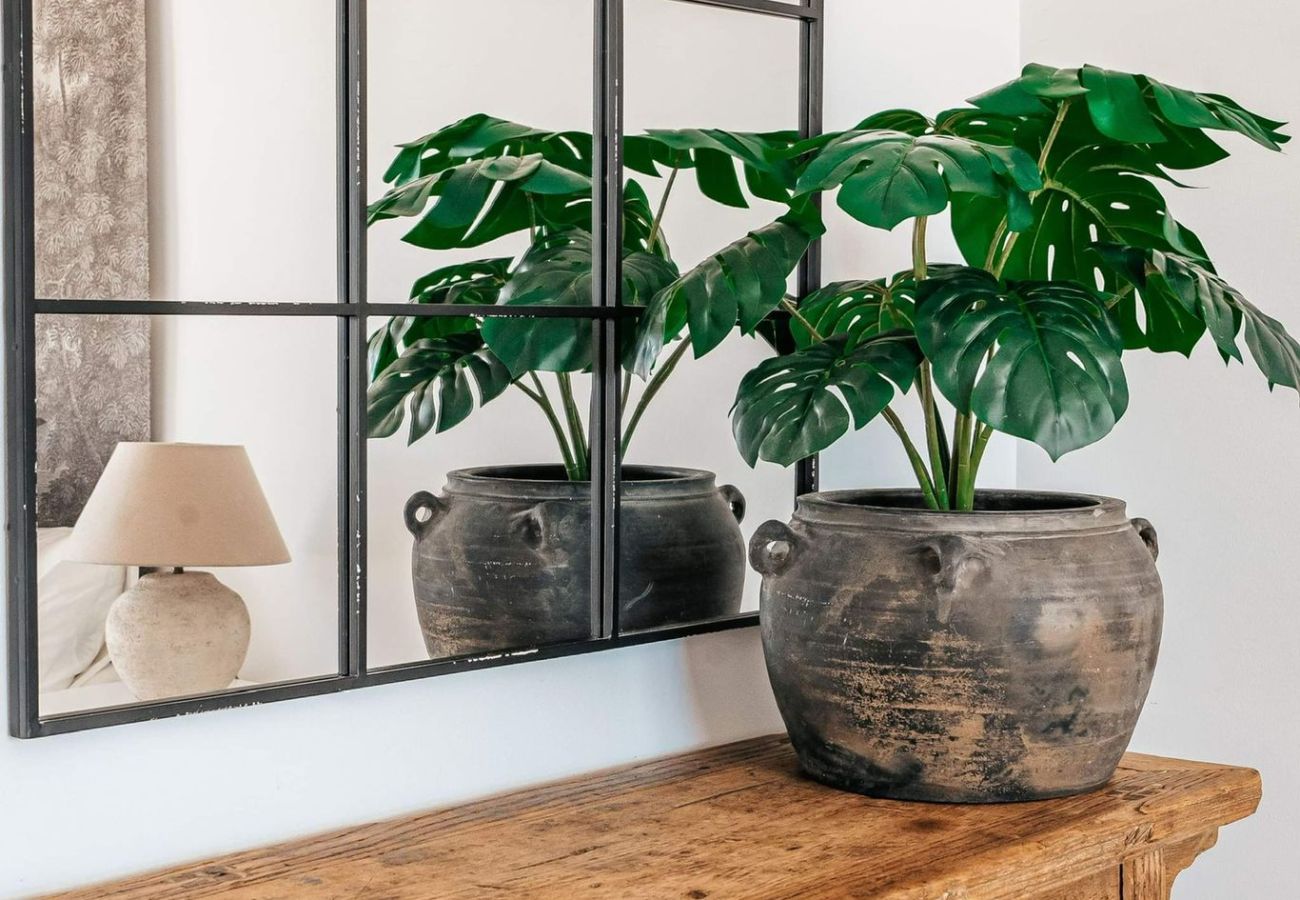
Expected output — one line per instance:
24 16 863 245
750 489 1162 803
405 465 746 658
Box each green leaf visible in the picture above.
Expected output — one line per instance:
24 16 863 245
1079 66 1166 144
1091 244 1207 355
916 267 1128 460
730 332 923 467
789 275 918 349
631 129 800 205
953 104 1205 290
366 333 512 443
1099 246 1300 392
370 154 591 250
797 130 1041 230
630 213 819 372
482 230 678 376
970 64 1288 153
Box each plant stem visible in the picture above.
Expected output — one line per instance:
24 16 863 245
911 216 949 508
918 364 949 510
954 412 976 511
516 377 578 480
621 337 690 456
646 166 679 255
911 215 929 281
782 296 822 341
556 373 588 479
947 408 963 499
967 423 994 498
989 98 1074 279
882 407 940 511
620 368 632 410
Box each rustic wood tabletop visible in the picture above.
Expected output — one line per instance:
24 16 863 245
45 734 1261 900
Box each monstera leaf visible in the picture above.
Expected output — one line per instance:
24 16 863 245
481 229 679 375
916 267 1128 460
367 333 513 443
625 129 799 206
730 332 922 467
951 102 1208 291
795 129 1041 230
629 211 821 375
368 259 511 380
971 64 1289 151
789 275 918 349
368 154 591 250
1098 245 1300 393
380 114 592 188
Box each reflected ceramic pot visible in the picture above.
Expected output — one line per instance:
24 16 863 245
404 465 746 658
750 489 1163 803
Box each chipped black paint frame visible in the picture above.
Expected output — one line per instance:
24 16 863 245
4 0 824 738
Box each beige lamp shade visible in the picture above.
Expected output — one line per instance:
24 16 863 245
65 443 291 567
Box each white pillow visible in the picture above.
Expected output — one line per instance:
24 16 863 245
36 527 127 691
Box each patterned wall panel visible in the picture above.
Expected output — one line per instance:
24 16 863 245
32 0 151 526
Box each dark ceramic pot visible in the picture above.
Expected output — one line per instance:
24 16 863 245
750 489 1162 803
405 465 746 658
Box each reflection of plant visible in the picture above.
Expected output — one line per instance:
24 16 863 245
367 115 819 481
732 65 1300 510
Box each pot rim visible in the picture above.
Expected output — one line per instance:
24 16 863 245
444 464 721 501
795 488 1131 535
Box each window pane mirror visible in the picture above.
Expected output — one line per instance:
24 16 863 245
6 0 823 737
616 0 805 632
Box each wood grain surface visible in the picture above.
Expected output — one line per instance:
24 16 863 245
43 735 1260 899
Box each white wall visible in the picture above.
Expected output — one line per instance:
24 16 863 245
1019 3 1300 897
1 2 1026 896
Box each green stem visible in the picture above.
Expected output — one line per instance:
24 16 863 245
946 409 963 500
919 364 949 509
989 98 1074 279
556 373 588 479
910 216 948 508
782 296 822 341
517 377 578 480
620 368 633 410
911 215 928 281
621 337 690 456
882 407 940 511
954 412 977 511
966 423 994 504
646 166 679 255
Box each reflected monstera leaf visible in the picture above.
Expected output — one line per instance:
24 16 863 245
481 229 678 376
367 333 513 444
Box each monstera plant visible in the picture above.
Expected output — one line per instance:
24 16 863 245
738 66 1300 807
366 114 818 481
732 64 1299 510
366 113 821 659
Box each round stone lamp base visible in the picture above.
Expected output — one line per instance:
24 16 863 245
105 570 251 701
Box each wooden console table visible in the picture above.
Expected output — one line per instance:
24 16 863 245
50 735 1260 899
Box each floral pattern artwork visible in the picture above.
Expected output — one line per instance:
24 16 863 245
32 0 151 526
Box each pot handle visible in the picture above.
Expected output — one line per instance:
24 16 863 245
719 484 746 524
917 535 986 625
1131 517 1159 561
404 491 446 538
749 520 799 576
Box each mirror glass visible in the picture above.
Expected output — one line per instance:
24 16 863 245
32 0 338 305
364 0 598 668
617 0 801 632
35 314 341 716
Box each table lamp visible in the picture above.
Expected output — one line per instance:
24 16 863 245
65 443 290 700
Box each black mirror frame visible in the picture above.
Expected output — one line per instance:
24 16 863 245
3 0 824 738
